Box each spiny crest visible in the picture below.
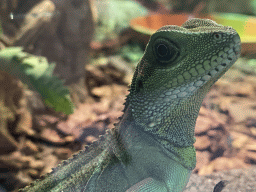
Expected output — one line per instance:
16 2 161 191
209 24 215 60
20 131 111 191
21 93 130 191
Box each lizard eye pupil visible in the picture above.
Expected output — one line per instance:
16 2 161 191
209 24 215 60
157 44 169 57
154 40 179 63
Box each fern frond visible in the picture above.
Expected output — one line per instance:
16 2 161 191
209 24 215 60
0 47 74 115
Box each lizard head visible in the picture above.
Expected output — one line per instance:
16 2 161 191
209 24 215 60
128 18 241 145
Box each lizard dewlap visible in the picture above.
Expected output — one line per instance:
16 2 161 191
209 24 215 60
20 18 241 192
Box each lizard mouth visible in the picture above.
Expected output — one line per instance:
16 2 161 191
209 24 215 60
207 41 241 81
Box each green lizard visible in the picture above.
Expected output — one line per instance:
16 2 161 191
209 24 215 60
20 18 241 192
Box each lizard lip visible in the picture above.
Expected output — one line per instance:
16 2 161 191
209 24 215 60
210 57 233 76
233 46 241 56
206 41 240 80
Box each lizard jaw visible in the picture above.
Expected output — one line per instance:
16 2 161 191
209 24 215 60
203 33 241 86
162 33 241 100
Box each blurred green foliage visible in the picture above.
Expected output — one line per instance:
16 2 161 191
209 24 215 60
120 43 144 66
0 47 74 115
247 58 256 73
94 0 148 42
252 0 256 15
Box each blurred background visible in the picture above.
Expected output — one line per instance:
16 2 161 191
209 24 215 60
0 0 256 191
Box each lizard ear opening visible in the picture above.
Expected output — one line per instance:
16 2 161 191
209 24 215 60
153 38 179 64
135 79 143 93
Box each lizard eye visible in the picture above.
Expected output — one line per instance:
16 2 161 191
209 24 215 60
153 39 179 63
213 32 222 40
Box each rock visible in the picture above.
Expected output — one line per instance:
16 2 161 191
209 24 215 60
40 128 66 144
21 140 39 155
194 135 211 150
227 100 256 123
195 117 212 134
185 166 256 192
53 148 73 160
195 151 211 171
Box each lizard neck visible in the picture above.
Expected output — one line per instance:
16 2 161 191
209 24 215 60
118 87 209 170
128 81 211 148
114 104 197 170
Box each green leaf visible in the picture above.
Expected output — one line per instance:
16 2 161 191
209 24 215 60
0 47 74 115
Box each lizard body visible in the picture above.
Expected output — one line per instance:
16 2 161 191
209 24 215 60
20 18 241 192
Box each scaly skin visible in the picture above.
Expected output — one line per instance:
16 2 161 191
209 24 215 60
20 18 241 192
